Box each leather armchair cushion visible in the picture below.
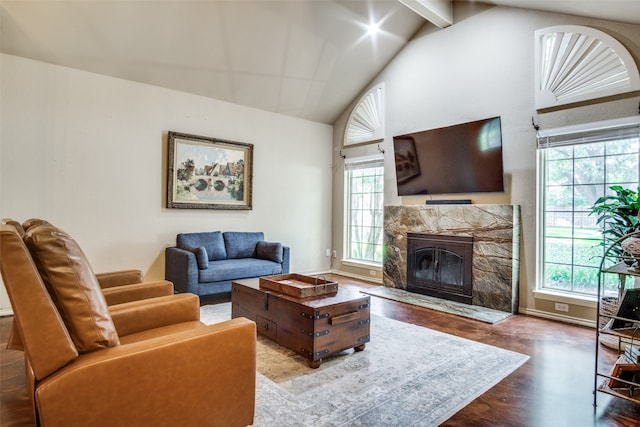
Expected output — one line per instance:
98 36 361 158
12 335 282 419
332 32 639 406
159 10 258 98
22 218 51 231
223 231 264 259
256 241 283 263
24 224 120 353
109 293 200 337
177 231 227 261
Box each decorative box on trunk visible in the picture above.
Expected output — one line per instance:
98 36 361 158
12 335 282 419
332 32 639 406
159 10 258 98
259 273 338 298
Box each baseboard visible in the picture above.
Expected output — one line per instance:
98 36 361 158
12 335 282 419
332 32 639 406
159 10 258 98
0 307 14 317
520 307 596 329
327 269 383 285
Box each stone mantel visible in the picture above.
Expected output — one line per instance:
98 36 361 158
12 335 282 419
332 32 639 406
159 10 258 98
383 204 521 313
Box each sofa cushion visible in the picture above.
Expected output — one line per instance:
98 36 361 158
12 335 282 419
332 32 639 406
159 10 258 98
199 258 283 283
256 241 283 263
184 246 209 269
223 232 264 259
23 224 120 353
177 232 227 261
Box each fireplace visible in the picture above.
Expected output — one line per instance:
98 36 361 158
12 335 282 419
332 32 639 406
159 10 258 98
407 233 473 304
384 205 520 314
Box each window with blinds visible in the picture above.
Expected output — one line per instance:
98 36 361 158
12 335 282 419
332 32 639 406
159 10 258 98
345 157 384 264
537 117 640 296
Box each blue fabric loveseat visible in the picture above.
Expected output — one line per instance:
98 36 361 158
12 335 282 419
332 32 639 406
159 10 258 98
165 231 290 297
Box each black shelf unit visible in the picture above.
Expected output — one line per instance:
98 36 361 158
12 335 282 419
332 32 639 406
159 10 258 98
594 231 640 407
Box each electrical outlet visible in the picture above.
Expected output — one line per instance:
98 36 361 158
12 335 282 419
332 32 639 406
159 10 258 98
369 270 377 276
555 302 569 312
325 249 331 257
333 250 337 258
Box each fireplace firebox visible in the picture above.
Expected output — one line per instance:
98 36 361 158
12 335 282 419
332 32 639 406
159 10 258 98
407 233 473 304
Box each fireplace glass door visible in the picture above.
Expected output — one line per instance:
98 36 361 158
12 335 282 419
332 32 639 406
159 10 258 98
414 247 465 286
407 233 473 304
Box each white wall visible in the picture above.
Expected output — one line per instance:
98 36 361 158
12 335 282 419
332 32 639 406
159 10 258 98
332 4 640 322
0 54 333 313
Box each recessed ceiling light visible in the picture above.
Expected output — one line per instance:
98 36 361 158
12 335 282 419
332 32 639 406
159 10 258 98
367 21 380 36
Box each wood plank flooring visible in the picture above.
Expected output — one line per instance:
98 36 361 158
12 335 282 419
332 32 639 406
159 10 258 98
1 274 639 426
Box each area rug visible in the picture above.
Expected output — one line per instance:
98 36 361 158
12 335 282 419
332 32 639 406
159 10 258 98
201 303 528 426
360 286 513 324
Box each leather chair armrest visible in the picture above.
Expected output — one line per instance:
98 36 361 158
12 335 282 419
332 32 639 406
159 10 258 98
109 294 200 337
96 269 144 288
101 281 174 305
35 318 257 427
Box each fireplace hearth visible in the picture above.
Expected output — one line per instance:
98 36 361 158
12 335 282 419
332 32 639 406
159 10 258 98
407 233 473 304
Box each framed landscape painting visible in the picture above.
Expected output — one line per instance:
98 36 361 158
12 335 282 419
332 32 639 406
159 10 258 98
167 131 253 210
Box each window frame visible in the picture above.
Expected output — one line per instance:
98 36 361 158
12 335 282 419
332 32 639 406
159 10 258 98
344 155 385 266
536 116 640 298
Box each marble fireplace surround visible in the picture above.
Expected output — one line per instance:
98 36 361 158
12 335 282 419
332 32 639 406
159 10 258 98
383 204 521 314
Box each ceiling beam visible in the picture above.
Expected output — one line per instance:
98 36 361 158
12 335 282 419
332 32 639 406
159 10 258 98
398 0 452 28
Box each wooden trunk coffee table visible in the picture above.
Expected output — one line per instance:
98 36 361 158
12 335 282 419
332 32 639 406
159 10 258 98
231 277 370 368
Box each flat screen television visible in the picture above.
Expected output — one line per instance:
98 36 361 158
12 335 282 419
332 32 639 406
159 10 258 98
393 116 504 196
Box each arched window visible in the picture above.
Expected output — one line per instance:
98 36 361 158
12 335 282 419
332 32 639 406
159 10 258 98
535 25 640 110
344 84 384 146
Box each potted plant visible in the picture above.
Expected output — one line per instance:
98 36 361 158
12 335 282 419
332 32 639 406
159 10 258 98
590 185 640 262
590 186 640 334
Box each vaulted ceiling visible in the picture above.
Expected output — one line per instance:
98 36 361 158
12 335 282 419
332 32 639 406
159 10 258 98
1 1 639 124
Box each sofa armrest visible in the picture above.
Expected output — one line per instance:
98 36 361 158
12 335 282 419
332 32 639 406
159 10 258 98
181 245 209 269
35 318 256 427
101 281 174 305
109 294 200 337
165 247 199 294
282 245 291 273
96 269 144 288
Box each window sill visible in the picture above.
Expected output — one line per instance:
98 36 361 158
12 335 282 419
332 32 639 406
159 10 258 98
533 289 597 308
341 259 382 270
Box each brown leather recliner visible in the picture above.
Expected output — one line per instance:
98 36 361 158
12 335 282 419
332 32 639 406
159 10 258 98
4 218 174 305
2 218 175 351
0 223 256 427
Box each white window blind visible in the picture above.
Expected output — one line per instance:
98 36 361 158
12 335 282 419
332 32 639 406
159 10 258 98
537 117 640 148
344 156 384 170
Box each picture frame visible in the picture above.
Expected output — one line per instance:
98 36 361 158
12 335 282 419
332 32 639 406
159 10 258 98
167 131 253 210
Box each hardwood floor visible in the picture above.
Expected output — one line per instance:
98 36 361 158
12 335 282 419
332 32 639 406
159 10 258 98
1 274 639 426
